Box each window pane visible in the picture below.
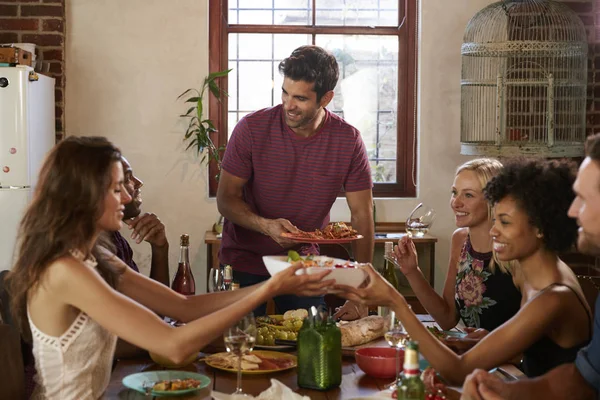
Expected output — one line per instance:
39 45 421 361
228 33 311 124
229 0 310 25
316 0 398 26
316 35 398 184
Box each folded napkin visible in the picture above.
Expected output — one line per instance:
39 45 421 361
211 379 310 400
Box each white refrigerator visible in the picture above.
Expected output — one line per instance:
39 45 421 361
0 66 55 270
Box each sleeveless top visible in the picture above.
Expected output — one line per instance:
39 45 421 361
28 250 117 400
455 235 522 331
522 283 592 377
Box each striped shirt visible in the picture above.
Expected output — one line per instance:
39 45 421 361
219 104 372 275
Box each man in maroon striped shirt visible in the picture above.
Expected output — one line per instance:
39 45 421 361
217 45 375 315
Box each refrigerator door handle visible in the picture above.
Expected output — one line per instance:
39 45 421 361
0 185 30 189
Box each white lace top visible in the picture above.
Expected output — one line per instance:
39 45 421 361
28 251 117 400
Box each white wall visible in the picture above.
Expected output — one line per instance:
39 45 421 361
66 0 491 293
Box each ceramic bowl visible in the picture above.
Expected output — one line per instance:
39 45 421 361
149 351 198 369
355 347 403 379
262 255 367 288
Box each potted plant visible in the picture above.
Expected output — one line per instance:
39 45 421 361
178 68 232 181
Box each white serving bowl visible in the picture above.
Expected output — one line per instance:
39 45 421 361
262 255 367 288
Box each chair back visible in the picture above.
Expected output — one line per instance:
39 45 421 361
577 275 600 317
0 270 25 399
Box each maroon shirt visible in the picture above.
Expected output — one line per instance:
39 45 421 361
219 105 372 275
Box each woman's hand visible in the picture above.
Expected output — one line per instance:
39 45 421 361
332 264 402 307
267 261 335 297
394 236 419 276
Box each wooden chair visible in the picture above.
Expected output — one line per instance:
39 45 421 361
577 275 600 316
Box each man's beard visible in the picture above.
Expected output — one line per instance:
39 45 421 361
577 233 600 257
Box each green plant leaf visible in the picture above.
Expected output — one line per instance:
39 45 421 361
185 96 200 103
208 69 233 79
177 88 200 100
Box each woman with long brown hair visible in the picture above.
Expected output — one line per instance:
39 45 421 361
7 136 333 399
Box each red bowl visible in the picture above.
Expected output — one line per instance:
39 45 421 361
355 347 404 379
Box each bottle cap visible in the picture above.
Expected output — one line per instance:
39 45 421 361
231 282 240 290
180 234 190 246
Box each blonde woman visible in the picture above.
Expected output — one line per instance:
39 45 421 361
395 159 521 343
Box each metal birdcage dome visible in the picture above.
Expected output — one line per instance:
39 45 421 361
461 0 588 157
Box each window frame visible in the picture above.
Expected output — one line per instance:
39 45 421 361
208 0 418 197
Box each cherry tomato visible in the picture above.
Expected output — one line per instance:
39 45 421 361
391 390 398 399
426 394 435 400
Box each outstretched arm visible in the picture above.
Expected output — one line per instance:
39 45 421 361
334 265 572 385
395 229 466 330
52 256 334 365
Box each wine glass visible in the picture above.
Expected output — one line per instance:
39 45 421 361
208 267 223 292
224 313 257 396
406 203 436 238
384 310 410 389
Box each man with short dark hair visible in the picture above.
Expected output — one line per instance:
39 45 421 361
217 45 374 315
109 156 170 286
460 134 600 399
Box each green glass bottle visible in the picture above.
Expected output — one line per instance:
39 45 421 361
397 341 425 400
297 317 342 390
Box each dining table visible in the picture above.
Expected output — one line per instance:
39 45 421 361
102 316 518 399
103 350 421 400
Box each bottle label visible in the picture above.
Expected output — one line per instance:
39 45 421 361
403 367 420 377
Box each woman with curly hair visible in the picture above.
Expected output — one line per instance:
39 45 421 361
393 159 521 340
335 159 591 384
7 136 333 399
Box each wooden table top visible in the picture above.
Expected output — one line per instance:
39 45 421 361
103 353 398 399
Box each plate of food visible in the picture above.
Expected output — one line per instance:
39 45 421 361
426 326 467 340
122 370 210 397
205 350 297 374
281 222 363 244
255 309 306 349
263 251 367 288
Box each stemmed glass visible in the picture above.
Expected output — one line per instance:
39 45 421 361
208 267 223 292
406 203 436 237
224 313 257 397
384 310 410 389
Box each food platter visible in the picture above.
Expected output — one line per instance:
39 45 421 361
281 232 364 244
122 370 210 397
205 350 297 375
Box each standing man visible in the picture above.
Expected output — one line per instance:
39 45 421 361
217 45 374 315
460 133 600 400
110 156 170 286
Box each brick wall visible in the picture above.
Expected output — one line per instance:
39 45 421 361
560 0 600 136
0 0 65 141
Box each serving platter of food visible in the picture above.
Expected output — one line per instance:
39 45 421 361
122 370 210 396
281 222 363 244
263 251 367 288
255 309 306 349
205 350 297 374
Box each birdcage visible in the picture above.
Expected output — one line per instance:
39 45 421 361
461 0 588 157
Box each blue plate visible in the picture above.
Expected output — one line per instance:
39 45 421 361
122 370 210 397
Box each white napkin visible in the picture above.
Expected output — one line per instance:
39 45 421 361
211 379 310 400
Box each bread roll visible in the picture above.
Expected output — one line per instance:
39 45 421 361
339 316 389 347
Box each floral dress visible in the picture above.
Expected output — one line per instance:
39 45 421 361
454 235 522 331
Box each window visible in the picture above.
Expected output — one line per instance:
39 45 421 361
208 0 417 197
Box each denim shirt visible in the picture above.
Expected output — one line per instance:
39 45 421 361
575 295 600 398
